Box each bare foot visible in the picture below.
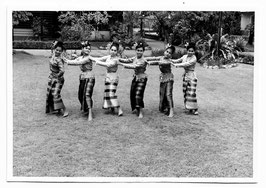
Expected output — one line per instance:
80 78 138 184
192 109 199 115
168 109 173 117
138 108 143 118
88 116 93 121
88 109 93 121
63 111 69 117
118 108 123 116
132 109 137 114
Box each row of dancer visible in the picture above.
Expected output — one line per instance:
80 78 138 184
45 40 199 122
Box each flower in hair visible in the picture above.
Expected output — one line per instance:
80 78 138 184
165 43 173 49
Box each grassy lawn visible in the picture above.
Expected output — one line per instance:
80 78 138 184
12 50 253 178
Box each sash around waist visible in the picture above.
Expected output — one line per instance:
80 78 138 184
134 73 147 81
80 71 95 80
183 71 197 80
159 72 174 83
106 72 119 82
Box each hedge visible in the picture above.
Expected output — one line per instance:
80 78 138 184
13 41 109 49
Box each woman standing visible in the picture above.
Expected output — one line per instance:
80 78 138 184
146 44 176 117
118 42 148 118
172 43 198 115
45 41 68 117
90 42 123 116
64 41 95 121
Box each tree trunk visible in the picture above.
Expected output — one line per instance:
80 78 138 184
248 26 254 45
216 11 222 56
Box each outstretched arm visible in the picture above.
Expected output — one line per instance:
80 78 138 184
89 55 109 62
118 57 134 64
65 56 90 66
120 63 136 69
94 59 109 67
175 55 197 68
145 56 161 61
147 60 159 65
171 56 183 64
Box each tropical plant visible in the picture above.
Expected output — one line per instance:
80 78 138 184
196 34 246 67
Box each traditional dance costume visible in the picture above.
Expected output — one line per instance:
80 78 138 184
67 56 95 112
97 56 121 109
46 55 66 113
148 57 174 112
173 54 198 110
119 56 148 111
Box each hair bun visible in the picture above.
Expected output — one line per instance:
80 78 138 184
81 40 91 47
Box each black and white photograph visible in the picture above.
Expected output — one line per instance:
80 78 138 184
1 0 266 187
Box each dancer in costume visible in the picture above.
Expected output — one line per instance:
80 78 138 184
118 42 148 118
171 42 198 115
63 40 95 121
90 42 123 116
45 41 69 117
146 44 176 117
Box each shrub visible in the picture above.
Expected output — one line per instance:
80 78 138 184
234 37 247 52
151 48 164 57
13 41 83 49
151 48 185 59
237 53 254 65
60 26 82 41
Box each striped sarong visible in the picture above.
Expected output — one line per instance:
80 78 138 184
103 79 120 109
78 78 95 111
130 76 147 111
183 72 198 110
159 80 174 112
45 77 65 113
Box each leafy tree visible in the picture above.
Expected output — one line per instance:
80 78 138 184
122 11 140 38
58 11 110 41
12 11 33 25
146 11 241 45
31 16 49 39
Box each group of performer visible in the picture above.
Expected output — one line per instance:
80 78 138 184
45 40 199 122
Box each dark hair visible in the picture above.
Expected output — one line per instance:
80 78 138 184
135 42 145 51
110 42 119 50
54 41 65 51
186 42 196 51
81 40 91 48
166 44 175 54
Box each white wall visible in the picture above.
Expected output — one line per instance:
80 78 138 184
241 13 252 31
89 30 110 41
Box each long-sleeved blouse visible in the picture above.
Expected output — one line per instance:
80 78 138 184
66 56 94 79
146 56 173 83
49 55 65 80
120 56 147 76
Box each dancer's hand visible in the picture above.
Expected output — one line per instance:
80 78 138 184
71 54 78 59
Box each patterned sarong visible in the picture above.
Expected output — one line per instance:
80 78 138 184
78 78 95 111
130 76 147 111
45 77 65 113
103 79 120 109
159 80 174 112
182 72 198 110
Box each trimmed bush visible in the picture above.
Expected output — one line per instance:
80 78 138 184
13 41 83 49
237 52 254 65
13 41 109 49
